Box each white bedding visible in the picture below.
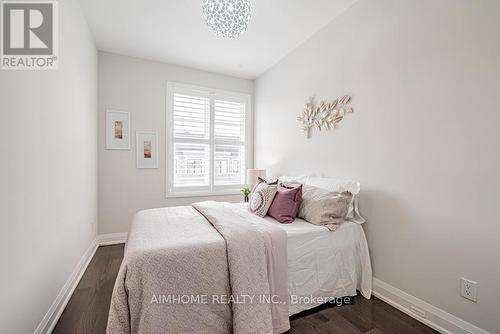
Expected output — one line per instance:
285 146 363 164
262 215 373 315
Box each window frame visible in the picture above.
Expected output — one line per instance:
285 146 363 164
165 81 252 198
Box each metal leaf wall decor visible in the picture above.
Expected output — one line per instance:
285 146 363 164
296 95 353 138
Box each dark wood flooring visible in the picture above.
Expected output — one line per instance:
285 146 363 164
53 244 123 334
54 244 438 334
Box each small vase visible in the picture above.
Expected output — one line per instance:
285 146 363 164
244 194 249 203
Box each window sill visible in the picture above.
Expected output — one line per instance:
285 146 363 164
165 190 242 199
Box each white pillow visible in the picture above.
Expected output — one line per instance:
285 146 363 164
278 175 309 184
306 177 365 224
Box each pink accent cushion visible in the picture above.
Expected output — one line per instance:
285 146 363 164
268 183 303 224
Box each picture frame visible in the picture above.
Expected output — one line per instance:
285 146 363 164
106 110 131 150
136 131 159 169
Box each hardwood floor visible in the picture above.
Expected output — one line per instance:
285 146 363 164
54 244 438 334
53 245 123 334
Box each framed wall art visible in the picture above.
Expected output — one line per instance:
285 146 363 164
136 131 158 169
106 110 131 150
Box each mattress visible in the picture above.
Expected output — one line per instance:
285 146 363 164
262 216 373 315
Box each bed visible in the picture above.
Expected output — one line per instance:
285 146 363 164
106 201 372 334
262 213 372 315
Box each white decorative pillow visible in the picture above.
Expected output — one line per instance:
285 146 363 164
306 177 365 224
248 181 278 217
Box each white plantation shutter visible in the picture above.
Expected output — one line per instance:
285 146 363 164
167 83 250 195
173 93 210 140
213 98 246 186
214 99 245 141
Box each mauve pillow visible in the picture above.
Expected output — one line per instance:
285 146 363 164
268 183 303 224
298 185 353 231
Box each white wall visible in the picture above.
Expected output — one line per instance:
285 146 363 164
254 0 500 332
98 52 253 234
0 1 98 333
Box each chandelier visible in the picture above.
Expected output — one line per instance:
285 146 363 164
202 0 251 38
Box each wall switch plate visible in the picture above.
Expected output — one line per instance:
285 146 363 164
461 278 478 302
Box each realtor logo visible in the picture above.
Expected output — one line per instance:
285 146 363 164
1 1 58 70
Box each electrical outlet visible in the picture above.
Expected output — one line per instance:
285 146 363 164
461 278 478 302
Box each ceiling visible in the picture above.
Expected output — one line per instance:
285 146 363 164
78 0 357 79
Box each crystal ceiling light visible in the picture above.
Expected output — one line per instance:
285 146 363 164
202 0 251 38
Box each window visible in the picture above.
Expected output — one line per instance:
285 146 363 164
166 82 251 197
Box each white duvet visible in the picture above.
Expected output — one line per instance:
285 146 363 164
262 215 373 315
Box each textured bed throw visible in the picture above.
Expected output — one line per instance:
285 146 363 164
106 201 290 334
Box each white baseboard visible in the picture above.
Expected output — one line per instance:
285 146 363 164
373 278 490 334
34 238 99 334
34 232 128 334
